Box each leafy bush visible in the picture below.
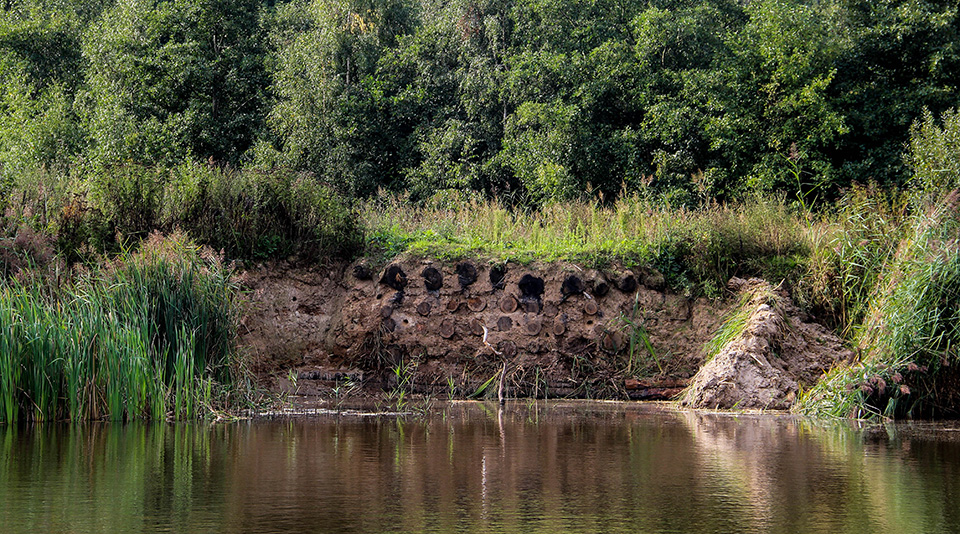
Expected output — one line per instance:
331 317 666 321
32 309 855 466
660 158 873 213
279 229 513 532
162 163 363 261
80 0 267 166
2 163 363 263
0 3 87 179
86 164 165 243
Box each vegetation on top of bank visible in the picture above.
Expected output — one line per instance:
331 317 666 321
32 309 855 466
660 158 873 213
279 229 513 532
2 162 362 265
361 193 810 298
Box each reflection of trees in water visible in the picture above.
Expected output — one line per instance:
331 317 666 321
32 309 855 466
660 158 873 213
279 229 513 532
0 404 715 532
680 412 960 533
803 420 960 533
679 411 778 531
681 411 889 532
2 405 960 533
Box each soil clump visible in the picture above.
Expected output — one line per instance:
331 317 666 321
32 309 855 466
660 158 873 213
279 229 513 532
680 278 851 410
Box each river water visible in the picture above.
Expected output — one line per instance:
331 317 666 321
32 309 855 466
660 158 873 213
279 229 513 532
1 401 959 533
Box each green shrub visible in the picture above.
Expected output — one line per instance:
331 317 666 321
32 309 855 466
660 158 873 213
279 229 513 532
162 163 363 261
2 162 363 263
86 163 165 245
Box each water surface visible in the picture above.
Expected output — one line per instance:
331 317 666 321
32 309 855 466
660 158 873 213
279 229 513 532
2 401 959 533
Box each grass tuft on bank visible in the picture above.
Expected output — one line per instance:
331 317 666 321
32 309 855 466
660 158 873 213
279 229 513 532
361 192 811 298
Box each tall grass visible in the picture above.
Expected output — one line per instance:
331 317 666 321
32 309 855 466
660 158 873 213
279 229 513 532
797 184 909 336
701 291 759 362
617 294 662 376
158 163 362 261
796 197 960 418
361 192 811 297
3 162 363 265
0 233 243 422
797 109 960 419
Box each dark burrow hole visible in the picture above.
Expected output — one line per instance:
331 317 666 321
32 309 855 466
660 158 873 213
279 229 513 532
456 262 478 288
381 264 408 291
422 266 443 291
490 265 507 290
519 274 544 298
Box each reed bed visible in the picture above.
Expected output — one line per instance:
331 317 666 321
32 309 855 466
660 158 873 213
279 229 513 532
796 184 909 335
796 110 960 419
797 195 960 418
0 233 241 422
361 193 812 296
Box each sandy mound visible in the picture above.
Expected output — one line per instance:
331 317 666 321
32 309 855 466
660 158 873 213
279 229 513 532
680 278 851 410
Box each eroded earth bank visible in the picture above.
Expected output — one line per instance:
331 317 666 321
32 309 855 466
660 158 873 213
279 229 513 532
238 256 851 409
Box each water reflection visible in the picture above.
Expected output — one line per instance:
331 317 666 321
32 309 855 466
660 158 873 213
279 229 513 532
1 402 959 533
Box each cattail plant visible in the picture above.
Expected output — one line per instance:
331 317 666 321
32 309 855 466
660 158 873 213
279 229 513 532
0 233 244 422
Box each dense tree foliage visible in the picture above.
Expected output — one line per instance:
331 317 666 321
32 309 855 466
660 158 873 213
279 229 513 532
82 0 267 165
0 0 957 205
0 1 96 179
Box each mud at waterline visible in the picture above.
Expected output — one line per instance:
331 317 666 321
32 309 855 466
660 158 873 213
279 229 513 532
237 257 848 408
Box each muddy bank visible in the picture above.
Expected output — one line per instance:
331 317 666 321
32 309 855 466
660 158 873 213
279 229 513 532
237 258 847 406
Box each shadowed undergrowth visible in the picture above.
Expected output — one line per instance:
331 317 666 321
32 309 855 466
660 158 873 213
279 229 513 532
2 162 362 265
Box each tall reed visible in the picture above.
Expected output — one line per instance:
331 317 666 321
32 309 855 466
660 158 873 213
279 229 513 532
797 109 960 419
0 233 242 422
796 195 960 418
797 184 908 335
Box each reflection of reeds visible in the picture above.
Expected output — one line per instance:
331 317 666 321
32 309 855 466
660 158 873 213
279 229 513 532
0 233 241 422
0 423 227 533
801 418 960 533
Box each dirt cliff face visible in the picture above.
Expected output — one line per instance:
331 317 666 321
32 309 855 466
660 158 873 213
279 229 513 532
237 263 348 374
237 256 728 398
236 258 851 406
